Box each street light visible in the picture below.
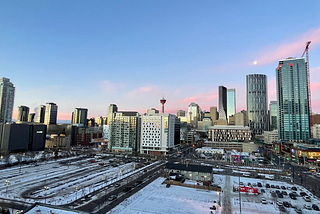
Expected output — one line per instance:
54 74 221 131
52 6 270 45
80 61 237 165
5 180 10 197
44 186 50 204
16 210 23 214
217 191 221 206
76 185 78 200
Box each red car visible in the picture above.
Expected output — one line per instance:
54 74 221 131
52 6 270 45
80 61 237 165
90 160 96 163
99 162 104 166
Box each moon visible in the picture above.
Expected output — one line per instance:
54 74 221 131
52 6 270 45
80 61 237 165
253 61 257 65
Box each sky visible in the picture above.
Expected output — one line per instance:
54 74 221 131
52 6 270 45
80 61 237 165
1 1 320 122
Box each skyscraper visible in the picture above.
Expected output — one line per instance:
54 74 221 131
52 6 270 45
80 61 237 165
17 106 30 122
109 111 140 152
36 105 46 123
177 110 185 117
28 113 35 122
210 107 218 121
187 102 202 128
107 104 118 125
227 89 236 119
72 108 88 126
0 78 15 123
218 86 227 120
269 101 277 131
246 74 268 136
276 57 310 141
44 102 58 125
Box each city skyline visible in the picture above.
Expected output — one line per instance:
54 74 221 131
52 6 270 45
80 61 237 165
1 1 320 121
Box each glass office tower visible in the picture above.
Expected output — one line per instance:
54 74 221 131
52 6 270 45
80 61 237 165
218 86 227 120
269 101 277 131
276 57 310 141
227 89 236 119
246 74 268 136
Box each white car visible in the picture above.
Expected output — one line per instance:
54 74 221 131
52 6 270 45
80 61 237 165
304 204 312 210
303 196 311 202
261 198 267 204
276 201 283 206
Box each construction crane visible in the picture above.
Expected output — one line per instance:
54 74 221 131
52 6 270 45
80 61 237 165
301 41 312 138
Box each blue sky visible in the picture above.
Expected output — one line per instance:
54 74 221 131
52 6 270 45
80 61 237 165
1 1 320 121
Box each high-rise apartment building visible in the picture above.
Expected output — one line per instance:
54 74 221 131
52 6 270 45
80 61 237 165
276 57 310 141
109 111 140 152
177 110 186 117
36 105 46 123
17 106 30 122
140 113 175 155
246 74 268 136
44 102 58 125
270 101 277 131
210 107 218 121
107 104 118 125
28 113 35 122
187 102 202 128
218 86 227 120
71 108 88 126
227 89 236 119
0 78 15 123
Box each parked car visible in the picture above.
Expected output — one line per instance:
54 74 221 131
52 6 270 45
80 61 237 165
239 182 244 186
257 182 262 187
289 201 297 208
312 204 320 211
261 198 267 204
108 195 117 201
123 186 132 192
271 192 277 197
247 182 251 186
287 186 291 190
283 201 290 207
276 190 281 194
291 186 297 191
278 205 286 212
289 194 297 200
278 193 283 198
282 191 287 195
275 185 280 189
304 204 312 210
115 183 120 187
276 201 283 206
294 207 302 214
281 186 286 190
271 184 275 188
300 192 307 197
303 196 311 202
266 183 270 188
260 189 265 193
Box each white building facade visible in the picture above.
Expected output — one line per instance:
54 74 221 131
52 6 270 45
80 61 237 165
140 113 176 155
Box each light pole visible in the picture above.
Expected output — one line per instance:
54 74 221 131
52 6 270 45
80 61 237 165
238 168 242 214
76 185 78 200
217 191 221 206
6 180 10 197
44 186 50 204
16 210 23 214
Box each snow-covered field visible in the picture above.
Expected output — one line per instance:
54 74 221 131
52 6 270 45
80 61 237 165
107 174 320 214
107 177 221 214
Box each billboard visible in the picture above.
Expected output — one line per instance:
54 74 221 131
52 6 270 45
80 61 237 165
239 186 259 194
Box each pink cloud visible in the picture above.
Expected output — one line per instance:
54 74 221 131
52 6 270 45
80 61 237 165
100 80 126 92
254 26 320 65
127 85 159 97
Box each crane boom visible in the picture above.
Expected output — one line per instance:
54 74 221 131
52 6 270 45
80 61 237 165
302 41 312 138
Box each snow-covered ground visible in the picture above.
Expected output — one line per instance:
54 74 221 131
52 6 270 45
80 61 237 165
0 156 161 207
107 177 221 214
